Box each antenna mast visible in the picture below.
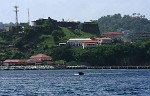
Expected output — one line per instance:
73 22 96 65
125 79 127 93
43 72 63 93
28 8 30 25
14 6 19 27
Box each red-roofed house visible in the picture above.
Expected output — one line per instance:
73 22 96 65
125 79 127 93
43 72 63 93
82 40 98 49
30 54 52 61
103 32 124 40
3 59 27 65
98 37 112 45
104 32 123 35
67 38 91 47
28 54 53 64
26 59 42 65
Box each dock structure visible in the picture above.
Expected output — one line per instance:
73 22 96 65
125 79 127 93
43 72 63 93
0 65 55 70
66 66 150 69
0 65 150 70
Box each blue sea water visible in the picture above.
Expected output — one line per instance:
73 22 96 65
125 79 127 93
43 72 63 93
0 69 150 96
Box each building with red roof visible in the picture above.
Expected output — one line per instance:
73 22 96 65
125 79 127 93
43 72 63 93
30 54 52 61
82 40 98 49
104 32 123 35
28 54 53 64
67 37 114 49
97 37 112 45
26 59 42 65
3 54 53 65
103 32 124 41
3 59 27 65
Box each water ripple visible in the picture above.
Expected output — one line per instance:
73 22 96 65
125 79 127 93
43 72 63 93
0 69 150 95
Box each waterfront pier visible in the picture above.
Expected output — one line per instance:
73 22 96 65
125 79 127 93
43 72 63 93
0 65 150 70
66 66 150 69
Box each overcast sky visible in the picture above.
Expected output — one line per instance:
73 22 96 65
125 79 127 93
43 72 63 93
0 0 149 23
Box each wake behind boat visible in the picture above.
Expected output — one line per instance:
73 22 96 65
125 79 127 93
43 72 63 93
74 72 84 75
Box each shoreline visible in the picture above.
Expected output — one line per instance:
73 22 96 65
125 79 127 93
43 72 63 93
0 65 150 70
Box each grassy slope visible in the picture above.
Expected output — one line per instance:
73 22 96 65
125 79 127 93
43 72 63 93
60 27 95 42
0 27 96 59
37 27 95 46
38 35 55 47
0 27 95 49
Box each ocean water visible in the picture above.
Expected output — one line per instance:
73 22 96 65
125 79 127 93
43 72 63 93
0 69 150 96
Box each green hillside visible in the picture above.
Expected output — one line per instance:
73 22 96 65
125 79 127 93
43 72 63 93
36 27 95 46
1 13 150 66
38 35 55 47
0 26 95 59
98 13 150 34
60 27 95 42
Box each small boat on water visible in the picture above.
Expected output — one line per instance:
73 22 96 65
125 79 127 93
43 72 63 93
74 72 84 75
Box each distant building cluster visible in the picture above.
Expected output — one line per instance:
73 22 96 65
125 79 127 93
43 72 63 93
60 31 123 49
0 22 28 32
2 54 53 66
59 30 150 49
1 16 150 43
66 37 112 49
31 17 150 43
0 22 15 32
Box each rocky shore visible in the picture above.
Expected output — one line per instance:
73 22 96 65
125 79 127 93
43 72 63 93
0 65 55 70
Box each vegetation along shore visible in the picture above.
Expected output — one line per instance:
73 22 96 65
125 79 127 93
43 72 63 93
1 13 150 68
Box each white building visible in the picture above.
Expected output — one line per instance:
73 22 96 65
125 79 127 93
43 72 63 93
67 38 92 46
98 37 112 45
82 40 98 49
67 37 113 49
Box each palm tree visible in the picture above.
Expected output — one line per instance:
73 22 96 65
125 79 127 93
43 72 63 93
137 13 140 17
132 13 136 17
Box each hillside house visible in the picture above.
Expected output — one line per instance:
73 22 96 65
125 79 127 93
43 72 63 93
27 54 53 64
103 32 123 41
67 38 99 49
67 38 92 47
82 40 98 49
26 59 42 65
98 37 112 45
67 37 114 49
3 59 26 66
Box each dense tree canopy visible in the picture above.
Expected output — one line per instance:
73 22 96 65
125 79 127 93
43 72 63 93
98 13 150 34
51 40 150 66
1 14 150 66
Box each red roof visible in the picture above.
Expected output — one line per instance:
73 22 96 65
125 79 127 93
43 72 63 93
27 59 42 63
30 54 51 59
82 40 98 43
100 37 112 40
19 59 27 63
4 59 26 63
104 32 123 35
